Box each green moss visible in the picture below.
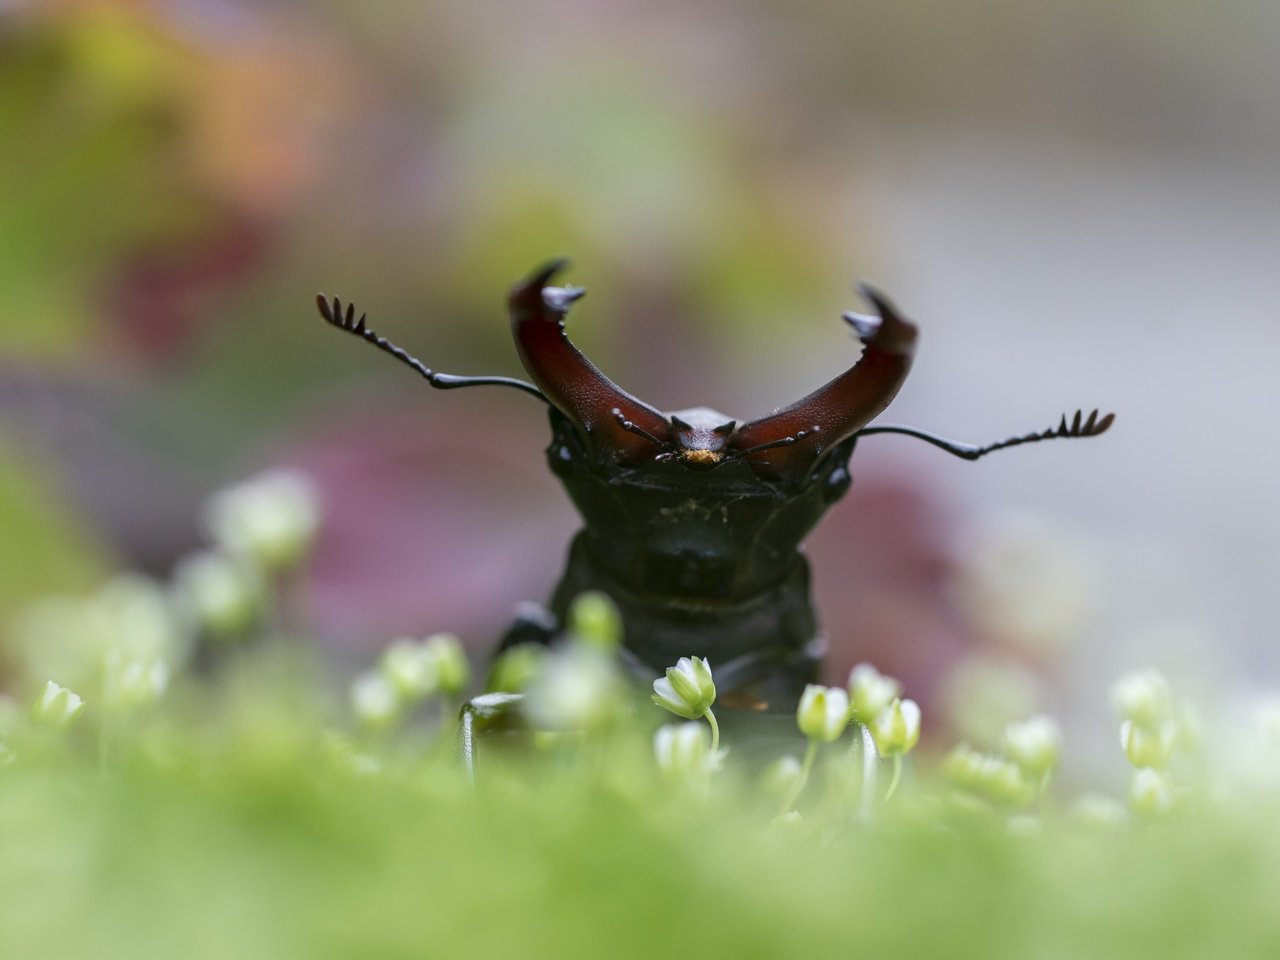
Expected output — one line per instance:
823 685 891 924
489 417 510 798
0 702 1276 960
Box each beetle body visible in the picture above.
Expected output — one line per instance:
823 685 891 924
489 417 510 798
539 408 859 699
318 261 1112 705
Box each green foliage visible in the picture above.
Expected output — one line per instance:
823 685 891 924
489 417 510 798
0 437 109 623
0 694 1277 960
0 14 206 356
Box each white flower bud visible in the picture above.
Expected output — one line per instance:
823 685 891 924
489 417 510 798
1002 715 1062 780
653 722 714 782
982 757 1035 808
522 648 623 731
944 744 1034 808
173 550 263 639
651 657 716 720
796 684 850 743
1120 720 1176 769
847 663 901 725
15 577 186 695
487 644 549 694
1129 767 1176 819
869 698 921 757
380 638 440 701
102 653 170 711
566 591 623 651
424 634 470 696
350 671 401 729
92 576 187 666
759 754 805 803
1112 669 1173 728
943 744 987 792
33 681 85 728
204 470 320 574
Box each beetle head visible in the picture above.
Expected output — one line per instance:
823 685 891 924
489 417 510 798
668 409 737 469
509 260 917 485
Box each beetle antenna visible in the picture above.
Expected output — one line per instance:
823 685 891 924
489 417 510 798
857 408 1115 461
316 294 548 402
610 408 666 447
728 425 823 459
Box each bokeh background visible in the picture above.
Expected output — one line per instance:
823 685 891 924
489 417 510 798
2 0 1278 780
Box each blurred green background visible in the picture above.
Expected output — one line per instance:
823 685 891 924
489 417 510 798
2 0 1278 778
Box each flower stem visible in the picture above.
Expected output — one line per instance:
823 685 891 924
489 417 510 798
704 708 720 755
859 725 879 821
780 739 819 814
884 755 903 804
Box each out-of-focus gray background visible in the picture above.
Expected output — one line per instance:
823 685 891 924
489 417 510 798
2 0 1277 767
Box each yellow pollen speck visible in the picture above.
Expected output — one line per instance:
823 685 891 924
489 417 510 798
682 449 722 466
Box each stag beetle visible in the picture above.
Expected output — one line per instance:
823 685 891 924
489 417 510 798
317 260 1112 707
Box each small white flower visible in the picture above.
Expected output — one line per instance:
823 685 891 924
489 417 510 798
1129 767 1176 819
1112 669 1173 729
350 671 401 729
172 550 263 639
14 577 186 696
653 722 715 782
566 592 623 650
376 635 470 702
651 657 716 720
940 655 1043 750
1002 715 1062 780
868 698 921 757
944 744 1034 808
424 634 470 696
487 644 549 694
102 653 170 711
91 576 188 667
33 681 85 728
204 470 320 574
380 639 440 700
522 648 623 731
1120 720 1176 770
943 744 986 790
982 757 1035 808
847 663 901 725
796 684 850 743
759 754 805 802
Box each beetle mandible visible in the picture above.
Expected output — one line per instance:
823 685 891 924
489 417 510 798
317 260 1112 706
